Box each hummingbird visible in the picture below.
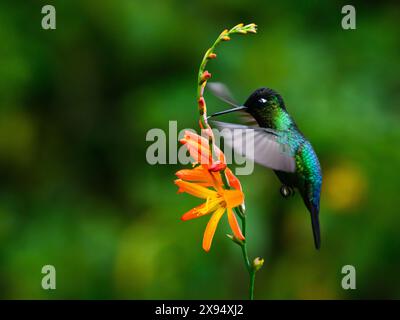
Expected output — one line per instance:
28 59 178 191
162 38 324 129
207 83 322 249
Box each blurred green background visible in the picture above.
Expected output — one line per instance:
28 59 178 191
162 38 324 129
0 0 399 299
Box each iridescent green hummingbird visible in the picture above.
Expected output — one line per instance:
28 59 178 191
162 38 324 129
208 83 322 249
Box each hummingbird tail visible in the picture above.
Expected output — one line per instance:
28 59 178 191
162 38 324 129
310 206 321 250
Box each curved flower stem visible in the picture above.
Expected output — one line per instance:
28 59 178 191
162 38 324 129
195 23 257 188
195 23 260 300
196 23 257 132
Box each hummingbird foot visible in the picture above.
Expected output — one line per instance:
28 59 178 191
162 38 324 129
280 185 295 198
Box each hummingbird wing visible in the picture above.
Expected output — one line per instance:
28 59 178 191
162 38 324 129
210 121 296 173
207 82 239 107
207 82 258 126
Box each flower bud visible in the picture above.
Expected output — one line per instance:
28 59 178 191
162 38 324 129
227 234 244 246
220 29 229 37
247 24 257 33
236 203 246 217
200 70 212 84
198 97 205 109
209 161 227 172
253 257 264 271
207 53 217 59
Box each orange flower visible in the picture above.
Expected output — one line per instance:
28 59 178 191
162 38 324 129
175 132 245 252
175 168 244 252
180 130 226 171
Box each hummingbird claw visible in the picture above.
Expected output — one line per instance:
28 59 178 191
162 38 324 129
279 184 292 198
280 185 294 198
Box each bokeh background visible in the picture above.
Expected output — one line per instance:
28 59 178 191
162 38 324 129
0 0 399 299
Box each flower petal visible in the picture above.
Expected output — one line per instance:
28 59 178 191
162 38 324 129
223 189 244 208
175 168 207 182
175 166 214 186
208 170 224 193
202 207 225 252
181 196 223 221
225 168 242 191
209 161 227 172
181 203 207 221
227 208 245 240
174 179 216 199
180 131 210 165
181 130 225 167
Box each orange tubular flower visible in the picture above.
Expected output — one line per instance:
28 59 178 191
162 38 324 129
180 130 226 171
175 132 245 252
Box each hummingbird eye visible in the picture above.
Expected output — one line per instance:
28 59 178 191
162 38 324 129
258 98 267 104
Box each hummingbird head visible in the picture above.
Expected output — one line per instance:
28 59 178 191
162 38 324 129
243 87 286 113
208 87 287 127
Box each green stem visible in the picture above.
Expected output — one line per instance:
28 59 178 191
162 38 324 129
195 23 258 300
235 208 256 300
196 23 257 114
249 269 256 300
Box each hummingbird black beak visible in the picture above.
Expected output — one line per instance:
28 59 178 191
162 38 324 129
208 106 248 119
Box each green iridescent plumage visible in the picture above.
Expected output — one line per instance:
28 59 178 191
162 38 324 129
243 88 322 249
208 83 323 249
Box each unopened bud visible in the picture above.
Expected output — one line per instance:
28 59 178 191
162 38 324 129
200 70 212 84
236 203 246 218
253 257 264 271
220 29 229 37
198 97 205 109
209 161 226 172
247 24 257 33
227 234 244 246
